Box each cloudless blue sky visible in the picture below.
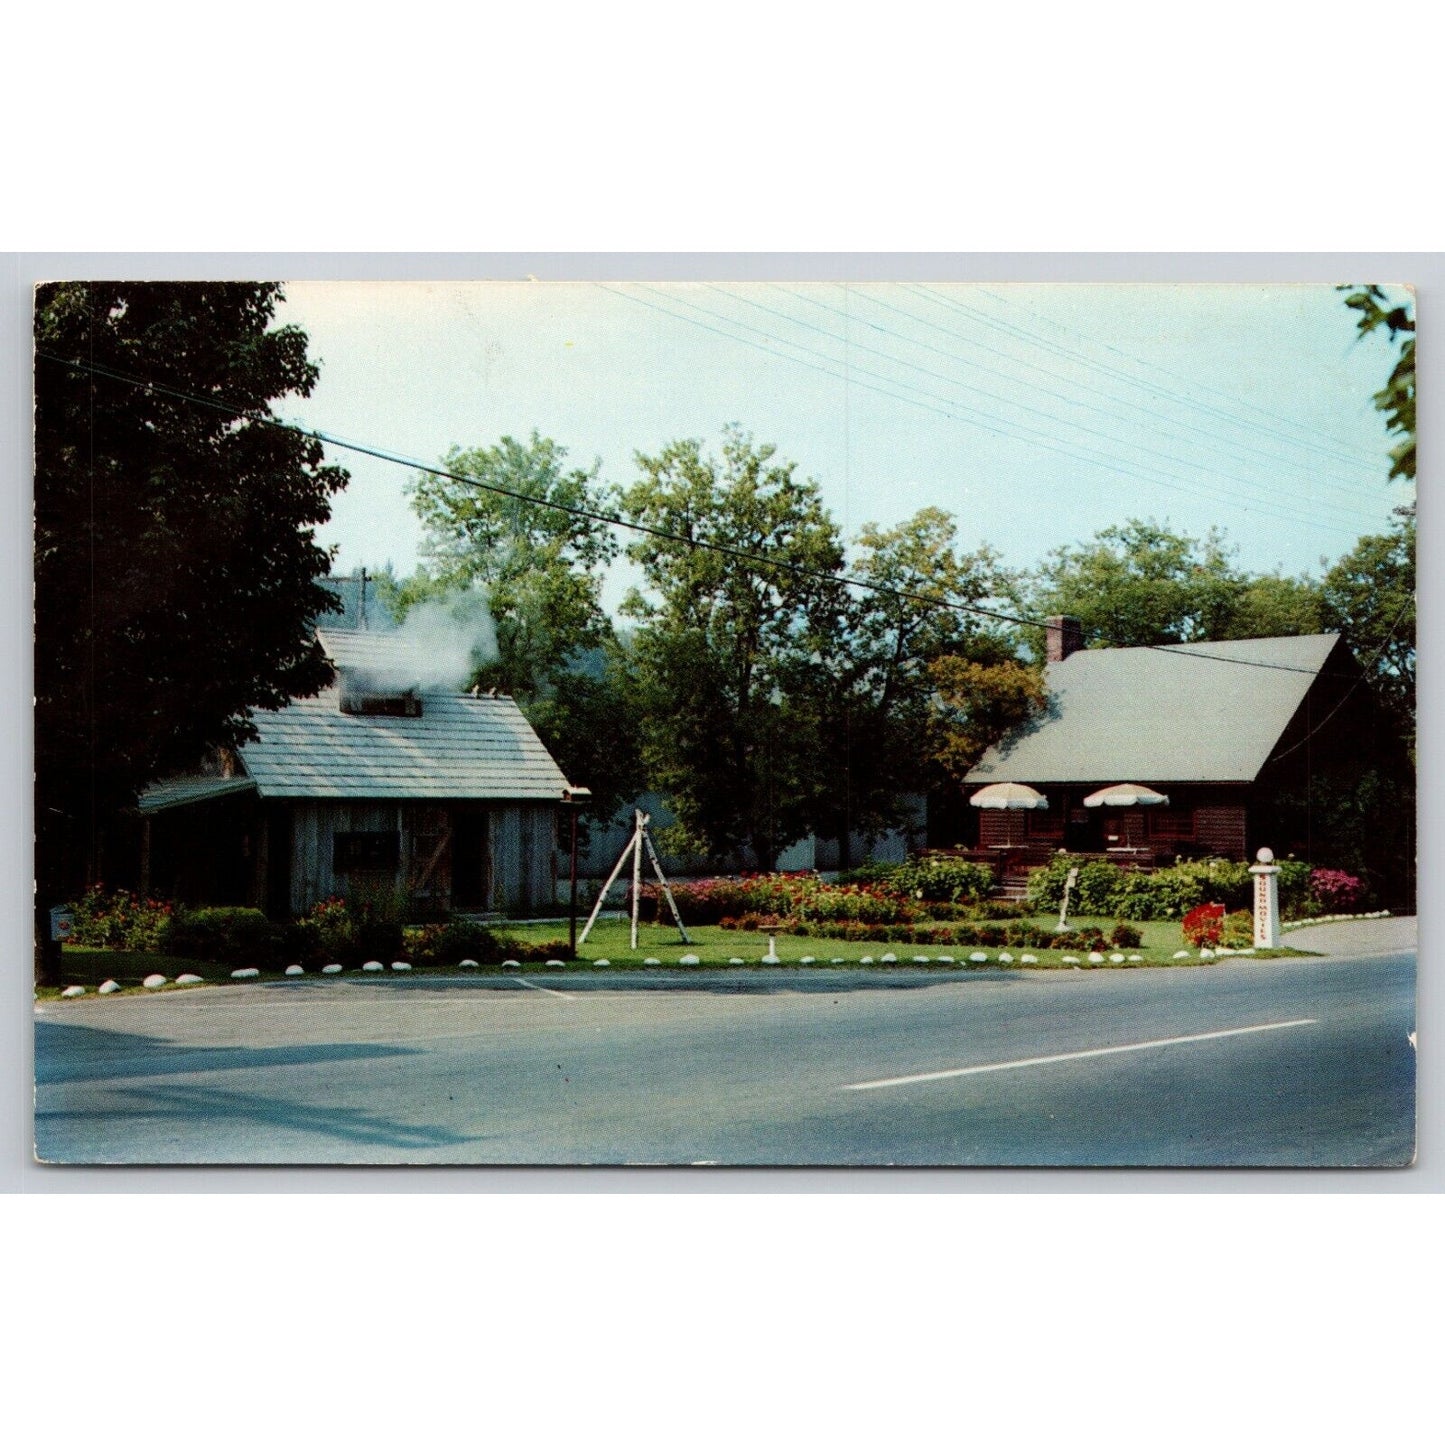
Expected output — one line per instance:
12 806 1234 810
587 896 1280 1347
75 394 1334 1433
277 280 1413 613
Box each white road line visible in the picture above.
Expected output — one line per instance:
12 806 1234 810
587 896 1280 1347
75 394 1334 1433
843 1018 1318 1092
513 977 573 1001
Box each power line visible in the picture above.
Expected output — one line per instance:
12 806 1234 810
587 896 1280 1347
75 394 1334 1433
37 347 1394 680
794 283 1390 511
725 282 1385 530
617 283 1373 540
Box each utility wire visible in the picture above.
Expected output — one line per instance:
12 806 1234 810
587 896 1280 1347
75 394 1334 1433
791 283 1390 510
713 283 1383 529
618 283 1372 540
37 347 1398 680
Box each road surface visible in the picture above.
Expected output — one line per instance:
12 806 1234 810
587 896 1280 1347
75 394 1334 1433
34 950 1415 1167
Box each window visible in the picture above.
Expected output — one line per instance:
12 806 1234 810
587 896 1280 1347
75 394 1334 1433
1147 809 1195 840
340 688 422 717
333 831 401 872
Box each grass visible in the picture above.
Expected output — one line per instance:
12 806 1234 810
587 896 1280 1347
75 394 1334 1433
37 916 1312 1000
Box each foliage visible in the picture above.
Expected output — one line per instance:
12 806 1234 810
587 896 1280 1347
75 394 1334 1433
1319 517 1416 751
872 857 996 904
929 654 1048 781
1182 903 1226 948
66 885 175 952
1339 285 1415 483
403 919 503 966
794 510 1024 856
1109 922 1142 949
1025 855 1123 915
161 907 280 966
793 919 1109 950
1221 911 1254 948
401 432 619 698
1310 869 1364 913
34 283 347 969
618 429 846 869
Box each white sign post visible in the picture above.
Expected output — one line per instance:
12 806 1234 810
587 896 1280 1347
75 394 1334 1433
1249 847 1281 949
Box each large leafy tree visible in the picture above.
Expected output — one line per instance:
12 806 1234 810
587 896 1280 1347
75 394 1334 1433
393 433 639 820
1025 519 1247 651
792 508 1024 859
1320 517 1416 751
617 429 845 871
400 432 619 698
1340 284 1415 484
34 282 348 975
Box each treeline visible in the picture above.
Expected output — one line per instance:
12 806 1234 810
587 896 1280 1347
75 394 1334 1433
375 427 1416 873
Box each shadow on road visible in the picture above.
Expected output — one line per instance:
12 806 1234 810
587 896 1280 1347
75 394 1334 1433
37 1082 482 1152
34 1018 421 1086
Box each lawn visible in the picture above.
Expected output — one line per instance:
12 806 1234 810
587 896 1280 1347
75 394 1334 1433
36 945 231 998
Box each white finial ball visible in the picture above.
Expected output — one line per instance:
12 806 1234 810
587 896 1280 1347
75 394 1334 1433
1256 847 1274 863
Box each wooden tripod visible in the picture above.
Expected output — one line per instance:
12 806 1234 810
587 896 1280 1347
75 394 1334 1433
578 809 691 949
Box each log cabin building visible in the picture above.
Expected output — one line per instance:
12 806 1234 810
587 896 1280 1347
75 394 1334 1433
961 622 1402 884
136 629 574 918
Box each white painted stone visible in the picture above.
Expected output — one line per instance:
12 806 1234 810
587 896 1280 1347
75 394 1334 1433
830 957 845 964
285 964 305 976
969 951 989 963
1215 946 1234 956
936 955 953 964
544 959 564 969
800 955 816 964
1128 955 1143 962
1199 948 1215 959
729 957 745 966
644 957 661 966
458 959 479 968
1173 950 1191 959
502 959 521 968
362 961 385 972
1238 949 1255 956
998 952 1014 964
98 979 121 993
593 958 611 967
1062 956 1080 965
679 953 700 965
322 963 343 974
142 973 167 989
1020 953 1038 964
911 955 930 964
175 973 203 985
1109 953 1125 963
860 955 874 964
1088 952 1105 963
231 968 260 979
880 952 898 963
61 985 86 998
392 960 412 971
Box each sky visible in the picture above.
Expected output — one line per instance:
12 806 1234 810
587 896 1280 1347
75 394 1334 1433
275 280 1414 614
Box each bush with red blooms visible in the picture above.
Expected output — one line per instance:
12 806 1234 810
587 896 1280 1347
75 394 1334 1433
1182 902 1227 948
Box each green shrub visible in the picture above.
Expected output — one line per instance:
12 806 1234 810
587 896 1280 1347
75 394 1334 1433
161 907 281 966
67 885 176 951
405 919 503 966
1221 911 1254 948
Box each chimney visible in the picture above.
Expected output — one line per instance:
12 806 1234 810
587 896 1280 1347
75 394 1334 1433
1044 615 1084 664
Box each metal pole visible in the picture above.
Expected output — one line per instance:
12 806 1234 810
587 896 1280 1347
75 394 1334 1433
568 804 579 957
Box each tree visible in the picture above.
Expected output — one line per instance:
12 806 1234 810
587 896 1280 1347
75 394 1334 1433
617 429 845 871
1026 519 1246 651
792 508 1024 860
34 282 347 978
930 652 1048 782
400 432 618 699
1340 284 1415 484
1320 516 1416 751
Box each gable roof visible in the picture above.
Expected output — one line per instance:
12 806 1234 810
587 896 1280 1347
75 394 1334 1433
236 689 570 800
965 633 1345 786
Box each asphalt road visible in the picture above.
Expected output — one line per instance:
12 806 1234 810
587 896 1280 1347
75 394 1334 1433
34 952 1416 1167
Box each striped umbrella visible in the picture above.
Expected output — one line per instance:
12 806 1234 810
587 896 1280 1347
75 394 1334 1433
1082 783 1170 807
969 782 1049 810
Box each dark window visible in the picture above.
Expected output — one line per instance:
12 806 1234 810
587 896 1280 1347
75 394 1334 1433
333 830 401 872
1147 809 1195 840
340 689 422 717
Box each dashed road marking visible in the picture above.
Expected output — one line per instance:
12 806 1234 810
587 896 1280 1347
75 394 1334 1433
513 977 573 1001
843 1018 1318 1092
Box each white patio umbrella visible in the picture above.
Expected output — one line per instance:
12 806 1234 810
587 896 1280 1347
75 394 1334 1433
969 782 1049 810
1082 783 1170 807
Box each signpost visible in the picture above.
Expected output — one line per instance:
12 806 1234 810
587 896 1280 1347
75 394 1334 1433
1249 847 1281 949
